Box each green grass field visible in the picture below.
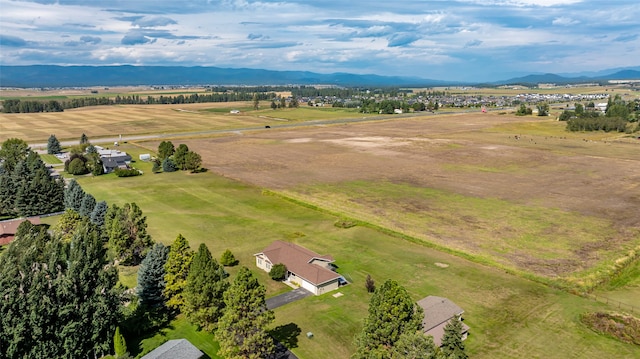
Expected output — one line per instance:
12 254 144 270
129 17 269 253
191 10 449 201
72 153 639 358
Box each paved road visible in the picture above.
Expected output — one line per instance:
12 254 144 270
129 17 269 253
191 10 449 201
266 287 312 310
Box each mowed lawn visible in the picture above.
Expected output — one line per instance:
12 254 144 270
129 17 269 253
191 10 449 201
74 158 638 359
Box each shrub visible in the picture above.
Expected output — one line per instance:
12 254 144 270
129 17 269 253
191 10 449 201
114 168 141 177
68 157 88 175
162 158 177 172
365 274 375 293
220 249 238 266
269 263 287 281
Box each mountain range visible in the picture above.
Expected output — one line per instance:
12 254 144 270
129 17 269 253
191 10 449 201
0 65 639 88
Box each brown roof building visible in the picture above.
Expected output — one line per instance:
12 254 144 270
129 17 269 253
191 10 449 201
255 240 343 295
0 217 41 246
418 296 470 346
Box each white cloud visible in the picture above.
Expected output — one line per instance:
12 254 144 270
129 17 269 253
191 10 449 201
552 17 579 26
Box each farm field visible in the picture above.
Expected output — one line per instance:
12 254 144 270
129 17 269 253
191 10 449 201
74 157 639 359
4 100 639 358
166 112 640 290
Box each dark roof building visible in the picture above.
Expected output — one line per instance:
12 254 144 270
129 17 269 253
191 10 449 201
418 296 470 346
141 339 204 359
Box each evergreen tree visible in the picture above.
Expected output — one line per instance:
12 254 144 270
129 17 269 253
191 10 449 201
113 327 128 358
162 157 177 172
79 192 96 217
106 203 153 265
216 267 275 359
80 133 89 145
47 134 62 154
90 200 108 227
64 179 85 211
12 151 64 217
184 243 229 331
353 279 423 359
137 243 169 308
439 316 468 359
391 331 438 359
220 249 238 266
164 234 194 311
52 208 83 242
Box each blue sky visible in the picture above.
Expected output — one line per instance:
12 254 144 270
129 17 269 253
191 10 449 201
0 0 639 82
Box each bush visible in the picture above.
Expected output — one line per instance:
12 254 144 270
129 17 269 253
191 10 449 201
114 168 141 177
365 274 375 293
220 249 238 266
269 263 287 281
68 157 88 175
162 158 177 172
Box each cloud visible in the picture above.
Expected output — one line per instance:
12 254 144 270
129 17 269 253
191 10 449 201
552 17 579 26
132 16 177 28
465 39 483 47
121 33 156 45
247 33 266 40
80 36 102 45
613 34 638 42
0 35 28 47
387 33 420 47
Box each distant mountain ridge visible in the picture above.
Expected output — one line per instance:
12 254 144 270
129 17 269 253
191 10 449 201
0 65 449 88
0 65 638 88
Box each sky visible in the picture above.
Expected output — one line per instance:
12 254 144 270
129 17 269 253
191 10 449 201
0 0 639 82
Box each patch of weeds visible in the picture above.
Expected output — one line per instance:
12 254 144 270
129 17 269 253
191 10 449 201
581 312 640 345
334 218 357 229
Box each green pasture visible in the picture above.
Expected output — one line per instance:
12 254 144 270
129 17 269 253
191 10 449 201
72 159 638 358
39 154 62 164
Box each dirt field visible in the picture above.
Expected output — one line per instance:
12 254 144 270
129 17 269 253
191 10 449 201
166 112 640 280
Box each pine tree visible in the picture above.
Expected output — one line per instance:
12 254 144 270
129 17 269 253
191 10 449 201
47 134 62 154
162 157 177 172
90 200 108 227
64 179 85 211
391 331 438 359
52 208 83 242
439 316 468 359
353 279 423 359
0 137 30 173
80 133 89 145
184 243 229 331
216 267 274 359
137 243 169 308
164 234 194 311
220 249 238 266
79 192 96 217
106 203 153 265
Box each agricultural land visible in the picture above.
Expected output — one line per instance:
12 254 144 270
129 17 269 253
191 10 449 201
1 85 639 358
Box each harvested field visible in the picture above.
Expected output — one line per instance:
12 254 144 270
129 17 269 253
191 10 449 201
168 112 640 283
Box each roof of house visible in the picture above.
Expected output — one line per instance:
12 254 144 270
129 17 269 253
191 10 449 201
256 240 340 286
418 296 468 346
141 339 203 359
102 156 130 169
0 217 42 246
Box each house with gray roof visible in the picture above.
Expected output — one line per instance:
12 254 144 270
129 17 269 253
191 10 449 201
255 240 344 295
417 296 470 346
141 339 203 359
95 146 131 173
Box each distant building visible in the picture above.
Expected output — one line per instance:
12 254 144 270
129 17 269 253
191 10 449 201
139 154 151 161
95 146 131 173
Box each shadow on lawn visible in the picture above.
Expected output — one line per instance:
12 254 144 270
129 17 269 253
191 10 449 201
270 322 302 349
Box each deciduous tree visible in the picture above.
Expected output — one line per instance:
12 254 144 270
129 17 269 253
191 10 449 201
105 203 153 265
0 137 30 172
184 151 202 172
157 141 175 160
173 144 189 170
391 331 437 359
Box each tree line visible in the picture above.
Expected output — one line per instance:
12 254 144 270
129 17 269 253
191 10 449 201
0 138 65 218
563 96 639 133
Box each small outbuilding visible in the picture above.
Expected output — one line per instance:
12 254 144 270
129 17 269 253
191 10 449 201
139 154 151 161
141 339 204 359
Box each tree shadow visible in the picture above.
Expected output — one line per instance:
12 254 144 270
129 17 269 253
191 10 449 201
270 322 302 349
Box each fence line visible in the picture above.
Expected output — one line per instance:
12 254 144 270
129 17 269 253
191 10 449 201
587 294 638 314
